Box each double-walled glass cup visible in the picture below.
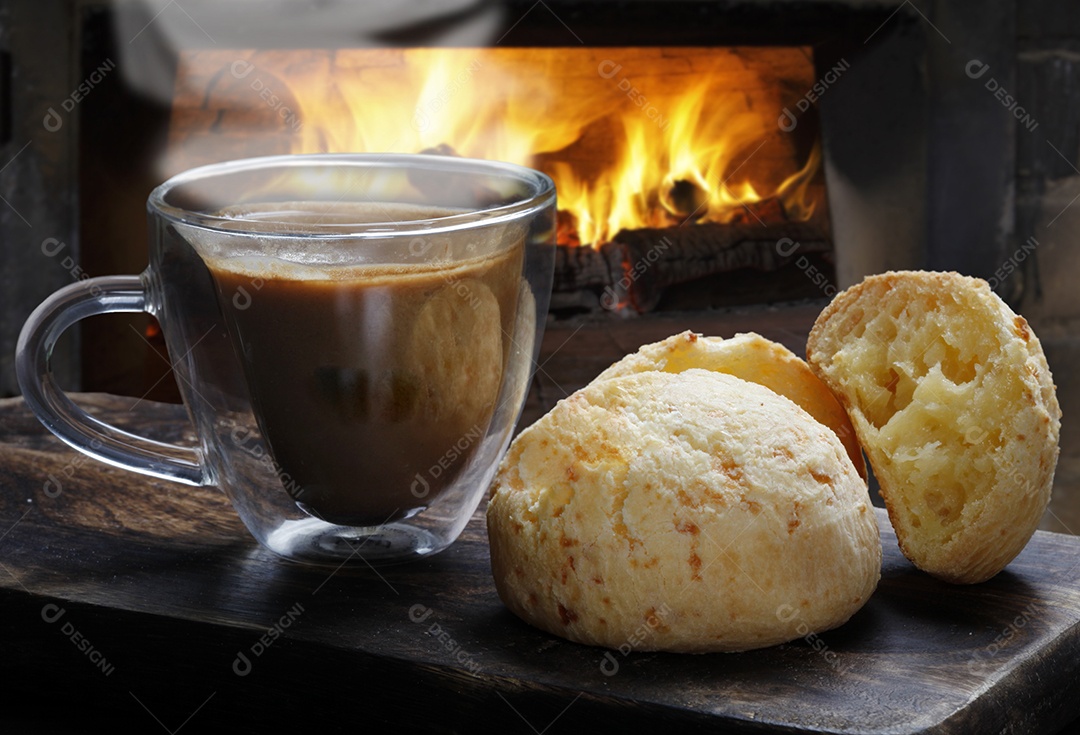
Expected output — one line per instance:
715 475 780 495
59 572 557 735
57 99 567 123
17 154 555 565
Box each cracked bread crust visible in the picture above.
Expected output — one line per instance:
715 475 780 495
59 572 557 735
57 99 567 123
807 271 1061 584
486 370 881 653
594 330 866 479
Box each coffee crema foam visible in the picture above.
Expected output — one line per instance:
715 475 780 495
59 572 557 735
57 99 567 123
215 200 468 228
194 200 513 281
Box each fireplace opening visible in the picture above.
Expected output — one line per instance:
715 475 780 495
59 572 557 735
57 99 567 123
61 1 919 401
163 46 834 316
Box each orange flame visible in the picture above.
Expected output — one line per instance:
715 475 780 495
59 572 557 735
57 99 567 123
183 47 822 246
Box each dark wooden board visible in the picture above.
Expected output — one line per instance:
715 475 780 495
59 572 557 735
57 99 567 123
2 393 1080 734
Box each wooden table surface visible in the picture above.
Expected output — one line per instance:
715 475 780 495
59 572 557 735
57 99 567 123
5 304 1080 733
3 389 1080 734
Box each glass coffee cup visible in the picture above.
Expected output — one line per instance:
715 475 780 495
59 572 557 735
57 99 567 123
16 153 555 565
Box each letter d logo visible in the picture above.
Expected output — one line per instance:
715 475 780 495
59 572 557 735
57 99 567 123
966 59 989 79
409 604 433 623
775 237 799 257
411 109 431 133
599 652 620 676
43 107 63 132
411 473 430 498
41 604 65 624
600 286 621 311
597 60 622 79
231 60 255 79
232 652 252 677
778 107 797 132
775 603 798 623
408 237 434 256
43 475 62 499
41 238 66 257
233 286 252 310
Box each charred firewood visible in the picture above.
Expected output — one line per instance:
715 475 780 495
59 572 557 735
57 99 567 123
552 215 829 313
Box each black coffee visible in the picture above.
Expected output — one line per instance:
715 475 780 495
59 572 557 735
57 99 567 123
206 202 523 525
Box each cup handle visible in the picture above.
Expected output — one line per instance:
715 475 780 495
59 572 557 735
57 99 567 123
15 275 208 486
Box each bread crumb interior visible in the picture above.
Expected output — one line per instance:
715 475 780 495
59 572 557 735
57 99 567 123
834 294 1018 544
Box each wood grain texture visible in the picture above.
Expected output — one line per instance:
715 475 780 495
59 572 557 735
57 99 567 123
1 389 1080 733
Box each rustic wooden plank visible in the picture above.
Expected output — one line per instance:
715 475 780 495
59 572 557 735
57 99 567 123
1 387 1080 733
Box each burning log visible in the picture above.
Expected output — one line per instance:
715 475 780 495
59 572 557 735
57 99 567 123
551 214 830 313
663 179 709 221
553 241 625 292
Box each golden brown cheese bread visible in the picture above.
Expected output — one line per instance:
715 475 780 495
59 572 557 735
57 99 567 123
487 369 881 653
595 331 866 479
807 270 1061 584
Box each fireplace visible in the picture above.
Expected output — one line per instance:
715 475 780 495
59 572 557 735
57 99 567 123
0 0 1037 403
164 44 832 316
